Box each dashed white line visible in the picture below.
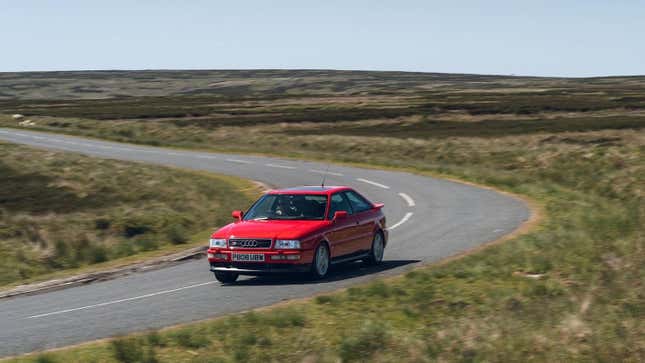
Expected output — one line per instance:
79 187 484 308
266 163 296 169
398 193 416 207
226 158 253 164
387 212 413 231
357 178 390 189
196 155 218 159
26 281 217 319
309 169 343 176
166 152 181 156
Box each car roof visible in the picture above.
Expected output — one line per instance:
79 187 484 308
267 186 351 195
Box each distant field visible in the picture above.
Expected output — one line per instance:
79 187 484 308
1 70 644 151
2 70 644 362
0 142 256 286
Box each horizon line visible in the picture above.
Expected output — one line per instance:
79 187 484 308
1 67 643 79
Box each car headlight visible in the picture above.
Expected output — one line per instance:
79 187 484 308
209 238 227 248
275 239 301 249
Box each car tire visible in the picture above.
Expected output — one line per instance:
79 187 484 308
310 242 330 279
214 271 239 283
364 231 385 266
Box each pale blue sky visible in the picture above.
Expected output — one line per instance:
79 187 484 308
1 0 643 76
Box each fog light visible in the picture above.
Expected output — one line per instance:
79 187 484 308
214 253 228 259
270 255 286 260
207 253 215 259
286 255 301 260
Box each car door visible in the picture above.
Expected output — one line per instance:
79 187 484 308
324 192 358 258
343 190 376 252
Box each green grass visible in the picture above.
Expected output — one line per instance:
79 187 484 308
2 70 644 362
0 142 257 287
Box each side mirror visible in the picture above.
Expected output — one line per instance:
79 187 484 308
333 210 348 221
232 210 244 221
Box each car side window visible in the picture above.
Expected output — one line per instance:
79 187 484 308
344 191 373 213
327 192 353 220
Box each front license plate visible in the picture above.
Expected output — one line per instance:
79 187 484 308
232 253 265 262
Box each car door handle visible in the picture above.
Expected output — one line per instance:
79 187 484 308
355 221 360 225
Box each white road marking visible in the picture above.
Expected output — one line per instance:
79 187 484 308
226 158 253 164
357 178 390 189
493 228 505 233
387 212 413 231
266 163 296 169
196 155 218 159
26 281 217 319
166 152 181 156
309 169 343 176
398 192 416 207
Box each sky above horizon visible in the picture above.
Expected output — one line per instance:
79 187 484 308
1 0 643 77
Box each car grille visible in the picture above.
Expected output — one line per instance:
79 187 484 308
228 238 272 248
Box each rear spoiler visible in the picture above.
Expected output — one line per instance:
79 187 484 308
372 203 384 210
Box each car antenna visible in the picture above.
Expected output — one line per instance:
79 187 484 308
321 163 331 188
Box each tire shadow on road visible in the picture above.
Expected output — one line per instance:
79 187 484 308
226 259 420 286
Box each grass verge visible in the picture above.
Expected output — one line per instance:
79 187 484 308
0 142 257 288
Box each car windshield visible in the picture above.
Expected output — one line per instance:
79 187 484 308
244 194 328 220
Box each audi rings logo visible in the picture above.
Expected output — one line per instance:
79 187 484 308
235 239 258 248
229 238 271 248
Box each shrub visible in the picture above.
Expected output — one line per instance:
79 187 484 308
265 308 306 328
34 355 57 363
89 245 108 263
146 331 164 347
339 320 389 362
172 330 210 349
111 337 143 363
167 223 189 244
95 218 111 230
111 336 158 363
315 295 338 305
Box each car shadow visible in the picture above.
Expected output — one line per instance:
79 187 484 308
228 259 420 286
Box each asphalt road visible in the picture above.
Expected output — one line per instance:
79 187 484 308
0 128 530 357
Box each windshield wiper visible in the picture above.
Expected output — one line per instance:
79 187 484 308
251 217 269 220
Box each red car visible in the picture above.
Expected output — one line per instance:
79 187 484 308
207 186 387 283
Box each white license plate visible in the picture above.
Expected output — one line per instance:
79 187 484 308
232 253 265 262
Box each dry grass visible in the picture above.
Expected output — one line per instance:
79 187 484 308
0 142 256 286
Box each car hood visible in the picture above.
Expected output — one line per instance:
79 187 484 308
213 220 329 240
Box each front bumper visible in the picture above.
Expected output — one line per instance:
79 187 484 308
210 261 311 275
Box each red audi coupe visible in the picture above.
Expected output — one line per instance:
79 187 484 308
207 186 387 283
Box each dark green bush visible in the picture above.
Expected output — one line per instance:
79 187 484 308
166 223 188 244
339 320 389 362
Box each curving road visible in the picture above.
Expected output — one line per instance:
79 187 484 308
0 128 530 357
